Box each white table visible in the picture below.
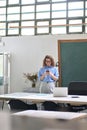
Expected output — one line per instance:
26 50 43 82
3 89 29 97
0 92 87 105
13 110 87 120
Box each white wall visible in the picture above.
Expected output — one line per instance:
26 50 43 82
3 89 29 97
0 34 87 92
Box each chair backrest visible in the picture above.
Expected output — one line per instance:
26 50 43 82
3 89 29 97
68 81 87 95
42 101 58 111
8 99 37 112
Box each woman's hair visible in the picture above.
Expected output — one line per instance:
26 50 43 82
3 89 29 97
43 55 55 66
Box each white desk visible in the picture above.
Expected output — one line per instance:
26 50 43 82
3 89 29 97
0 92 87 105
13 110 87 120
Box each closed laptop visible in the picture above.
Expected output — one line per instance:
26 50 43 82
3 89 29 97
53 87 68 97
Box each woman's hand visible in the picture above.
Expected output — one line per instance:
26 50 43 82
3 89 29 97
40 71 47 80
49 71 58 81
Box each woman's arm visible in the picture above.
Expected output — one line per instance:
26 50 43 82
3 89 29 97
40 72 46 81
49 71 58 81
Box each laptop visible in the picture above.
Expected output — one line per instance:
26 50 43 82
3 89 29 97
53 87 68 97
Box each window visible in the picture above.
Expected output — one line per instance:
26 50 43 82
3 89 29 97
85 18 87 33
68 19 82 33
21 0 35 4
36 4 50 19
52 0 66 1
21 21 34 35
0 0 6 6
52 19 66 34
8 0 19 5
0 22 6 36
68 2 84 17
36 21 49 34
0 0 87 36
7 7 20 21
0 54 3 86
21 6 35 20
37 0 49 2
0 54 3 77
85 1 87 16
52 3 66 18
0 8 6 21
8 22 19 35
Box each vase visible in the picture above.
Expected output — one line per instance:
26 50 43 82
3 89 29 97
32 82 36 88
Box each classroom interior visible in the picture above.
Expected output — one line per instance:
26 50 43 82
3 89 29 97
0 0 87 130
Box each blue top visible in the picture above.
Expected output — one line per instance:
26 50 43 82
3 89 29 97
38 66 59 82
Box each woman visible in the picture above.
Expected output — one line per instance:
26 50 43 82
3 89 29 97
38 55 59 93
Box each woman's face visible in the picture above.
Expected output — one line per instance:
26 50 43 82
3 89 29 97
45 58 51 66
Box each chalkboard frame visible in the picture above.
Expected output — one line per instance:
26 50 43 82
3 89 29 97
58 39 87 87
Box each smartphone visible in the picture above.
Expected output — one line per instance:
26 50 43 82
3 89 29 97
46 70 49 72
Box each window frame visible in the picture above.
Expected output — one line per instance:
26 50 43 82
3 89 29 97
0 0 86 36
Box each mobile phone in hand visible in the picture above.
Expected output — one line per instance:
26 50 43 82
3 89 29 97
46 70 49 72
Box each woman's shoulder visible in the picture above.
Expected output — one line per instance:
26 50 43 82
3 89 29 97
51 66 56 69
51 66 58 71
39 67 45 71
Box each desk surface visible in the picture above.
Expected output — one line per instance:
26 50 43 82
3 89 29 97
13 110 87 120
11 110 87 130
0 92 87 105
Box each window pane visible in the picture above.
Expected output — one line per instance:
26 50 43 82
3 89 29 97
21 21 34 26
68 2 83 9
22 6 34 12
52 12 66 18
0 55 3 76
68 2 83 17
69 20 82 33
21 21 34 35
36 12 50 19
21 28 34 35
21 0 35 4
52 3 66 18
52 19 66 34
36 4 50 11
0 8 6 14
0 7 6 21
8 23 19 35
37 21 49 33
37 0 49 2
52 27 66 34
36 4 50 19
85 18 87 33
52 3 66 10
0 15 6 21
8 0 19 5
7 7 20 13
21 6 34 20
85 1 87 16
0 23 6 36
7 7 20 21
52 19 66 25
0 0 6 6
7 15 20 21
52 0 66 2
37 27 49 33
68 10 83 17
22 14 34 20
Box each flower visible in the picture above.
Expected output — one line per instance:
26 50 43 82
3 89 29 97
23 73 38 87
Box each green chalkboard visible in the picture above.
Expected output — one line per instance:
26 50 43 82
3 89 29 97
58 39 87 87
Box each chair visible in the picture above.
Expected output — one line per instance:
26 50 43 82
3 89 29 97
68 81 87 95
68 81 87 112
42 101 59 111
8 99 37 112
